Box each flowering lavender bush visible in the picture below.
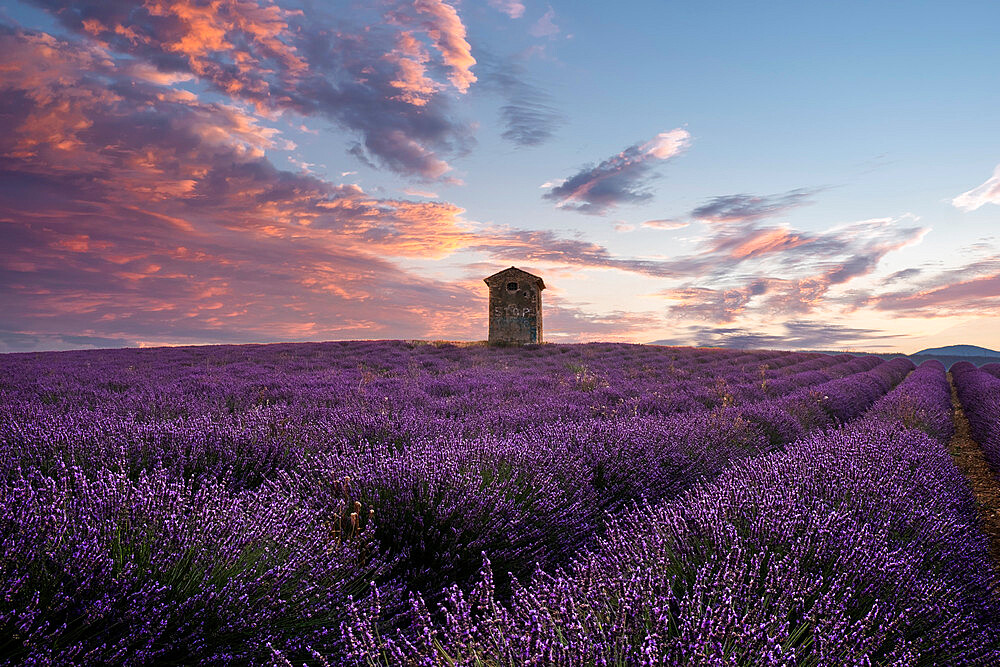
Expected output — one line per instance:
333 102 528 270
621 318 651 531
1 463 380 664
952 360 1000 476
4 342 995 664
345 359 1000 665
731 356 915 446
867 360 954 441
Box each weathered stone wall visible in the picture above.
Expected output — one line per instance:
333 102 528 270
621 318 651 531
488 280 542 344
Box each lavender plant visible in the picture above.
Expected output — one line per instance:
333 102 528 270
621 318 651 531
4 342 993 665
344 358 1000 665
0 463 381 664
952 360 1000 476
980 362 1000 379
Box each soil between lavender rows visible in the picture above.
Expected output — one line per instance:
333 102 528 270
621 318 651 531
948 372 1000 574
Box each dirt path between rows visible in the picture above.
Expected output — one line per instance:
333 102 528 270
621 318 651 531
946 372 1000 572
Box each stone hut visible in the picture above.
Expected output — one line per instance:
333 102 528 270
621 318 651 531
484 266 544 344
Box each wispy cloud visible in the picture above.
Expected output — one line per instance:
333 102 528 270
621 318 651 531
660 281 773 323
873 273 1000 314
862 256 1000 316
543 129 691 214
882 268 923 285
642 219 689 230
529 7 559 37
690 189 818 223
677 321 901 350
478 54 564 147
489 0 526 19
652 199 927 322
402 188 439 198
952 163 1000 211
653 212 924 281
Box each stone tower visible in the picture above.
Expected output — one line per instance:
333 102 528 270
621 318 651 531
484 266 545 344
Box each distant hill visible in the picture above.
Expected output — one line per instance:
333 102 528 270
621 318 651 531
912 344 1000 357
906 344 1000 369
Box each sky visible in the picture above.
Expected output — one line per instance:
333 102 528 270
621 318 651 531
1 0 999 353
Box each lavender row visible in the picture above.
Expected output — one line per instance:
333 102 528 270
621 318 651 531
866 360 955 442
0 342 863 425
345 361 999 665
0 346 877 487
952 361 1000 477
676 355 881 413
728 356 915 446
323 357 917 646
248 356 913 613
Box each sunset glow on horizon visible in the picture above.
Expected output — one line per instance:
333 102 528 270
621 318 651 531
2 0 999 353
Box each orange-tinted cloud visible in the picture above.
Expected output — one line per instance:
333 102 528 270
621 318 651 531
652 208 927 322
28 0 476 179
864 256 1000 316
384 32 441 107
0 25 488 349
722 226 809 260
390 0 477 93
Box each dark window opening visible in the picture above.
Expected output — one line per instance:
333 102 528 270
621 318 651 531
506 281 518 291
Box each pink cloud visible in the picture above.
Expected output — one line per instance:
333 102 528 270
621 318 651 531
864 257 1000 316
0 25 489 347
660 282 772 323
651 208 927 322
28 0 478 179
530 7 559 37
642 219 689 230
722 226 809 260
412 0 477 93
489 0 526 19
952 164 1000 211
543 129 691 214
383 31 441 107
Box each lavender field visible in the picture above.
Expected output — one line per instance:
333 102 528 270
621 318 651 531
2 341 999 665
